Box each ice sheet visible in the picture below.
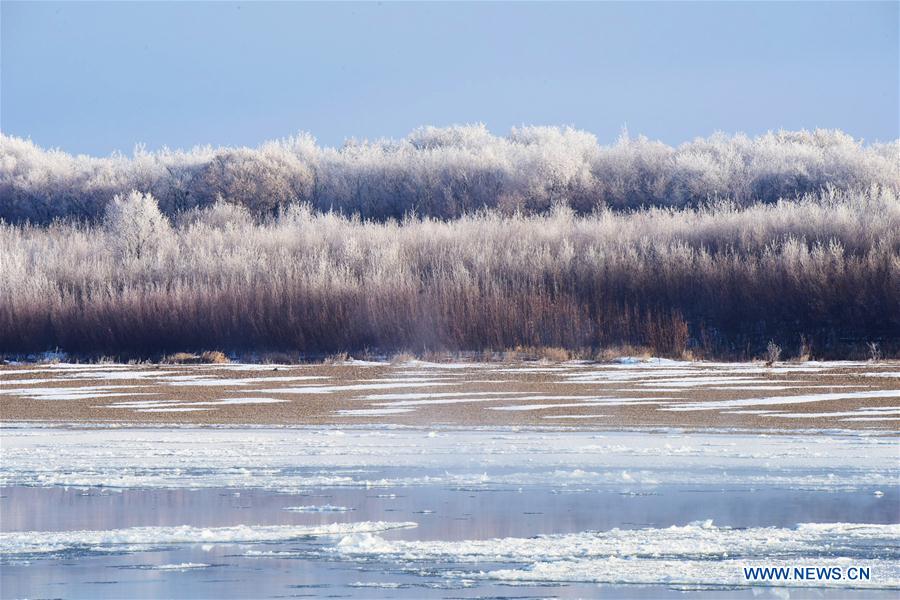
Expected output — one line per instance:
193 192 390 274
2 425 895 491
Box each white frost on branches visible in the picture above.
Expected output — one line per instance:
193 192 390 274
104 191 171 261
1 126 896 223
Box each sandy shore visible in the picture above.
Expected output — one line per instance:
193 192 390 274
2 359 899 431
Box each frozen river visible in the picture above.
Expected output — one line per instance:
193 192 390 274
1 425 898 598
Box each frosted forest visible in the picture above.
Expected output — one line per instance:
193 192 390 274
1 126 898 359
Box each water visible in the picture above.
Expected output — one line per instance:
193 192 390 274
2 484 898 598
1 425 898 598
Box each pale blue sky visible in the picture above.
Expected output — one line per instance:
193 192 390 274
2 1 898 155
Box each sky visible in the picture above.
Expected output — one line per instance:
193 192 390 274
2 1 898 156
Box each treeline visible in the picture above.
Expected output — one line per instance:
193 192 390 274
2 126 897 223
1 187 897 359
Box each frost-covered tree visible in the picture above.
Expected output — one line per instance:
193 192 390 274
104 191 171 261
2 127 897 224
177 197 251 230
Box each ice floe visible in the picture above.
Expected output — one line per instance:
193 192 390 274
1 521 417 555
149 562 210 570
283 505 354 512
333 521 900 588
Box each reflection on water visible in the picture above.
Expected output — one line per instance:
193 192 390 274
2 482 897 599
3 483 899 535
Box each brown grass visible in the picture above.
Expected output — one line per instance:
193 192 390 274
593 345 654 362
502 346 571 362
163 350 229 364
200 350 229 364
162 352 200 364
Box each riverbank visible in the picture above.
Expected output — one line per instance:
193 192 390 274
3 359 899 431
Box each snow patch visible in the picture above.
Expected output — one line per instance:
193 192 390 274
542 414 608 420
166 376 328 387
337 408 415 416
663 390 900 412
255 382 457 394
136 407 213 413
104 398 289 410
